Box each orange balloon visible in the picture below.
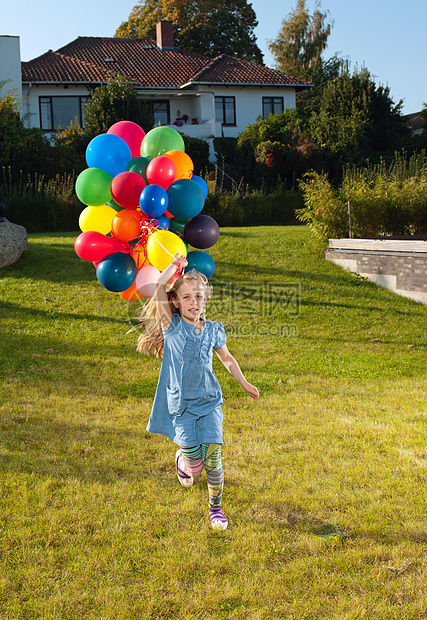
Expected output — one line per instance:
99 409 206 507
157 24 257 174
164 150 194 181
119 280 143 301
112 209 142 241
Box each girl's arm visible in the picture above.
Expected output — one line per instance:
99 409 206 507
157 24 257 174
214 345 259 400
155 254 187 330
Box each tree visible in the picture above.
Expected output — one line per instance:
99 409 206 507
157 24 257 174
296 53 347 121
115 0 263 63
310 65 408 156
83 75 153 139
268 0 333 79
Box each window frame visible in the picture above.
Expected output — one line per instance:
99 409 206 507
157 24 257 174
215 96 236 126
142 100 170 126
262 96 284 118
39 95 89 131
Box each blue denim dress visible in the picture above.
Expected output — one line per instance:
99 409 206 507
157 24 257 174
146 313 227 446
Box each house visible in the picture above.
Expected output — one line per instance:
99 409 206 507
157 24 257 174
403 112 424 136
1 22 311 157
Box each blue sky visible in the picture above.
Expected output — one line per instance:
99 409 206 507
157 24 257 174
3 0 426 114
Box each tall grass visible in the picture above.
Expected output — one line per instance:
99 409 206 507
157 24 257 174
0 167 81 232
297 151 427 240
1 227 427 619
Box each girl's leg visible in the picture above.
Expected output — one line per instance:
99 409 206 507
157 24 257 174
202 443 228 530
177 445 204 488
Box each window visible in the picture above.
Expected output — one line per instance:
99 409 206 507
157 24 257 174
39 96 89 131
262 97 284 117
142 100 170 126
215 96 236 126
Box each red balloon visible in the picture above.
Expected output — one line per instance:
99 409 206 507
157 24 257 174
111 238 132 253
110 171 146 209
111 209 142 241
146 156 177 190
107 121 146 159
74 231 116 262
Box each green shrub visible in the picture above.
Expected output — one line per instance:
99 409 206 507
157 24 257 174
203 183 302 227
213 137 238 164
297 152 427 240
182 134 210 176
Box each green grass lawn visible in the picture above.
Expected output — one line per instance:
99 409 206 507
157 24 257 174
1 226 427 619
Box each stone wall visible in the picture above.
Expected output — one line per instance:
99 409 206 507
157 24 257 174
325 239 427 304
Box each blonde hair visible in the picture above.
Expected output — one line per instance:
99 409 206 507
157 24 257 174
136 269 213 358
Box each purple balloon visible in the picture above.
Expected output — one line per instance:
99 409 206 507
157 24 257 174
184 215 220 249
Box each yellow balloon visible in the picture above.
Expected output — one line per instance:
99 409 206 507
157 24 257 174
146 230 187 271
79 205 116 235
164 150 194 181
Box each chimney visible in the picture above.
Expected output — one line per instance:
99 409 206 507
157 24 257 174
156 21 174 50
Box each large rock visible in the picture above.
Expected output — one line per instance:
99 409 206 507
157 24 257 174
0 220 28 268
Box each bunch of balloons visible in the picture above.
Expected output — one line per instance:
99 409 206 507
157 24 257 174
74 121 220 300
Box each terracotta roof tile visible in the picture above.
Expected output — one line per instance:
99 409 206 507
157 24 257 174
188 54 312 88
21 36 311 91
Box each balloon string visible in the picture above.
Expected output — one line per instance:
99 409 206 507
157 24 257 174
131 215 181 270
150 232 175 258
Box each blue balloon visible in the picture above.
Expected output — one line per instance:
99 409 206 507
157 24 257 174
86 134 132 179
139 184 168 217
191 175 208 199
167 179 205 220
96 252 137 293
185 250 216 279
152 213 170 230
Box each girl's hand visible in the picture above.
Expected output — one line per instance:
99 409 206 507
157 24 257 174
173 253 188 270
244 382 259 400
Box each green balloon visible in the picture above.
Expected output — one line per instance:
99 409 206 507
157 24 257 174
170 217 189 235
75 168 112 206
140 127 185 159
126 156 151 184
107 198 125 212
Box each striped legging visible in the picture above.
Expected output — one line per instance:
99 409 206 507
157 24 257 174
180 443 224 507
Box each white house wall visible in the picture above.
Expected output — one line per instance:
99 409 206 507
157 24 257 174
19 81 297 143
199 85 297 138
0 36 22 99
22 84 91 130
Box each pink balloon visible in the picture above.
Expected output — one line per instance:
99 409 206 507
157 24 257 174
110 171 147 208
74 231 116 262
146 156 177 190
107 121 146 159
135 265 161 297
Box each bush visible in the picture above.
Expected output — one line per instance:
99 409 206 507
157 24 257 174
0 111 56 183
213 137 238 164
182 134 210 176
213 118 324 190
203 183 303 227
297 152 427 241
